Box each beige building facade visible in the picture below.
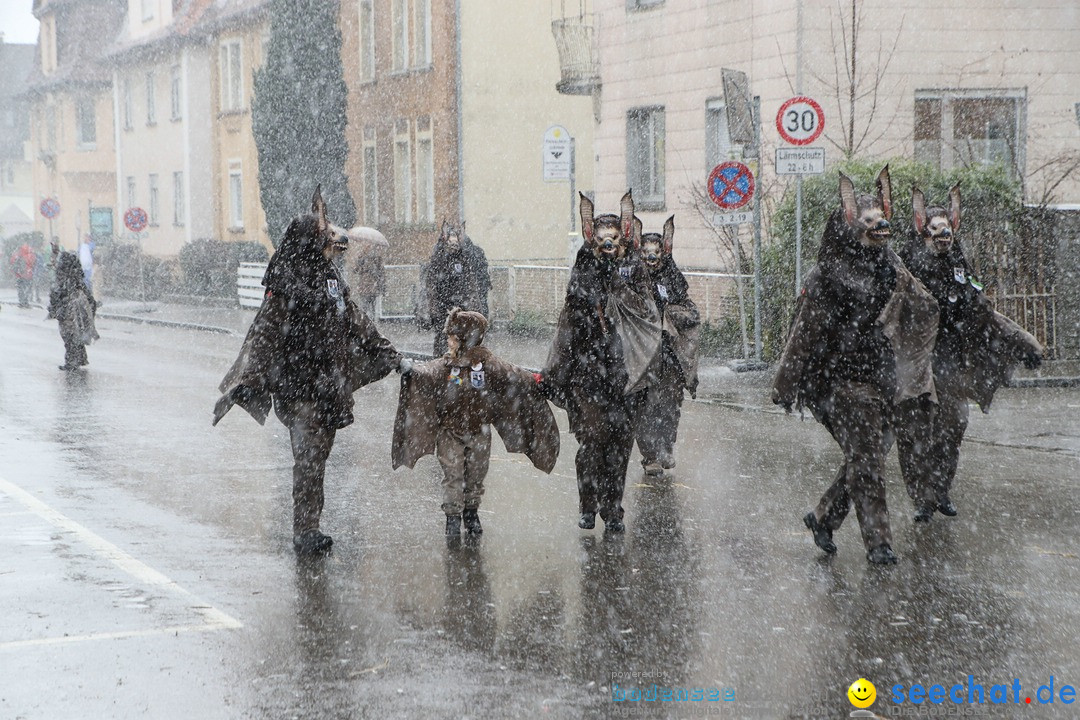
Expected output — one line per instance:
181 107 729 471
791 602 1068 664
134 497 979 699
592 0 1080 270
28 0 125 253
339 0 595 264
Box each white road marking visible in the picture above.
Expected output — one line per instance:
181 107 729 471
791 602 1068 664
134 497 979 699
0 475 242 650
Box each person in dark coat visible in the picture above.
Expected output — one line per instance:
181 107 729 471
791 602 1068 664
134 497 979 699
392 308 559 543
48 251 98 370
541 190 663 533
423 222 490 355
894 184 1043 521
772 167 939 565
213 187 404 555
634 215 700 477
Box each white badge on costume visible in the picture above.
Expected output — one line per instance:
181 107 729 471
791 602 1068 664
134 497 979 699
619 265 631 280
327 278 340 297
470 361 485 389
453 262 463 273
656 283 669 300
954 267 966 284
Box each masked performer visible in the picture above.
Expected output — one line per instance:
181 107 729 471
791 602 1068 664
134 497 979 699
542 191 662 533
48 251 99 371
213 187 404 555
392 308 559 543
895 184 1042 521
633 215 700 477
772 167 939 565
423 222 491 355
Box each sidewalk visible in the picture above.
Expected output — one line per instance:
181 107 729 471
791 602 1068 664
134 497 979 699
3 290 1076 401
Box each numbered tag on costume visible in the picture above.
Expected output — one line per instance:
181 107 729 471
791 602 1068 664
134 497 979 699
470 362 485 389
618 265 632 280
448 366 463 386
453 262 463 274
327 278 341 298
953 267 966 284
656 283 669 300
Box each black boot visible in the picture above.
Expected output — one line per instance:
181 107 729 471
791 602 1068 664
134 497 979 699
867 544 898 565
803 512 837 554
578 511 596 529
293 530 333 555
913 506 934 523
937 495 958 516
462 508 483 535
446 514 462 536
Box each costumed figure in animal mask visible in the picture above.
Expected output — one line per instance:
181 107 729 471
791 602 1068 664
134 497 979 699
392 308 559 544
772 167 939 565
541 191 663 532
634 215 700 477
423 222 491 355
894 184 1042 522
48 250 99 371
213 187 405 555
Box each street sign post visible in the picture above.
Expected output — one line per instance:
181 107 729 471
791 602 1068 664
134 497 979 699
775 147 825 175
776 96 825 146
124 207 150 308
776 96 826 297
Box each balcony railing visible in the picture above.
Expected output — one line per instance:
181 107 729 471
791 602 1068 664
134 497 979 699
551 15 599 96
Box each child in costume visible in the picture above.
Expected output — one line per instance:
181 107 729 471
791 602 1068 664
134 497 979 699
392 308 559 540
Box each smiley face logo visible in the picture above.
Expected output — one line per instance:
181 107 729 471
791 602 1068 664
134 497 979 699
848 678 876 708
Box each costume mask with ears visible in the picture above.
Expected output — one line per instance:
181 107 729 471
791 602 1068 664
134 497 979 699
439 220 465 253
580 190 636 261
839 165 893 248
912 184 962 256
640 215 675 270
312 184 349 259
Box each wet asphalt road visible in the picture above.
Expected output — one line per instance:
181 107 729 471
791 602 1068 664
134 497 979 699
1 305 1079 719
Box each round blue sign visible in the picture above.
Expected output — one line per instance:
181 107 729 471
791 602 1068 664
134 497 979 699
39 197 61 219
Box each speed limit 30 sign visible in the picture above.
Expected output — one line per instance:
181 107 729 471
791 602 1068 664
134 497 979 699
776 96 825 146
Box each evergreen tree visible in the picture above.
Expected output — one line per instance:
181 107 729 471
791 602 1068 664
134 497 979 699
253 0 356 246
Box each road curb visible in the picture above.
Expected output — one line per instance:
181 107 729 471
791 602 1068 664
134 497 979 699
97 312 236 336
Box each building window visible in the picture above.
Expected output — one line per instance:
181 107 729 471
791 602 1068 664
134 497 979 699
914 90 1025 176
626 106 666 210
391 0 408 73
123 78 134 130
358 0 375 82
220 40 243 112
126 176 136 210
706 98 741 169
363 126 378 224
173 171 185 226
170 65 182 120
148 174 159 225
142 0 155 21
413 0 431 68
145 71 156 125
416 119 434 222
76 97 96 147
394 121 412 222
229 160 244 228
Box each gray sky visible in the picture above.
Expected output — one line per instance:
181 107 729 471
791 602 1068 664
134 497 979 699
0 2 39 45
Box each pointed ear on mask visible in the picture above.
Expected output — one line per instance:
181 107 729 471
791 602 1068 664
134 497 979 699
579 192 595 245
620 190 635 244
662 214 675 255
312 184 328 232
839 173 857 225
948 183 962 232
633 216 643 251
876 165 892 220
912 185 927 235
440 219 448 241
